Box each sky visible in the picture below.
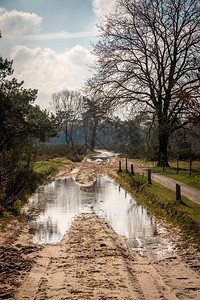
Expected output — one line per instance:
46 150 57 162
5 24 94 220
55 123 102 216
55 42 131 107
0 0 116 109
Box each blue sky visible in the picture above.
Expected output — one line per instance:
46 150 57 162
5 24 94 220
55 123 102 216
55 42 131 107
0 0 116 108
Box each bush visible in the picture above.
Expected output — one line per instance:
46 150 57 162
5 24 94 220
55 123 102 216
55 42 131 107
177 150 199 160
129 173 147 192
122 145 147 159
0 147 35 215
35 143 86 161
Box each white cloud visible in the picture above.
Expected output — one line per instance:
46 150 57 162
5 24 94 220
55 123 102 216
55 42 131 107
0 8 42 38
10 45 94 109
92 0 116 18
0 7 6 14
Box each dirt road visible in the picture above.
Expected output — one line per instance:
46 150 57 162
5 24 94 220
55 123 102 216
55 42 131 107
14 213 199 300
0 156 200 299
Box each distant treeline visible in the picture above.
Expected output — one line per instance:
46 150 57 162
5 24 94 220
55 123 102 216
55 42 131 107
43 116 200 161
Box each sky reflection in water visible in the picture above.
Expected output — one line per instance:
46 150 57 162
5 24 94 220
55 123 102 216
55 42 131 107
27 176 156 247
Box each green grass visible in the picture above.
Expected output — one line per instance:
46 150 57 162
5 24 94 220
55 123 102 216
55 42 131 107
115 170 200 251
171 160 200 169
33 157 71 180
126 157 200 190
151 161 200 191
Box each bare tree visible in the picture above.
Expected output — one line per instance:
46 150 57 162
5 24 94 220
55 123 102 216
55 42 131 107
51 90 83 147
89 0 200 166
81 96 106 152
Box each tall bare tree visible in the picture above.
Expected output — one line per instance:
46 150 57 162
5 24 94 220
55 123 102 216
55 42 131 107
81 96 106 152
51 90 83 147
89 0 200 166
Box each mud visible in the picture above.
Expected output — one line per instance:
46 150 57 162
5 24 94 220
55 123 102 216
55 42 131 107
0 154 200 299
15 214 200 300
0 244 41 299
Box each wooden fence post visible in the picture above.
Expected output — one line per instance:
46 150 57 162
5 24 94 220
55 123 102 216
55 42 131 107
126 158 128 171
148 169 152 184
131 164 134 175
176 184 181 203
119 160 122 172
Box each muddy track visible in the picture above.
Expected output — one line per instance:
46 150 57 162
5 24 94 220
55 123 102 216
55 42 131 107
0 244 39 299
0 156 200 299
16 214 143 299
15 213 200 300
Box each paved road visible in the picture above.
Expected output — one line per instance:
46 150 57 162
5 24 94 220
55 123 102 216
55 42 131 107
136 169 200 205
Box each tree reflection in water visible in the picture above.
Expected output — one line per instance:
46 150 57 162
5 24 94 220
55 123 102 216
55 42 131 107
26 175 173 260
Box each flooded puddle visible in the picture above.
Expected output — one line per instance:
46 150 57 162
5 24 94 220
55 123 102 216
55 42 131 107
87 151 119 162
26 175 174 260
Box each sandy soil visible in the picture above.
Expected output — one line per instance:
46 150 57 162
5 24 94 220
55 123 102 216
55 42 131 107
54 155 153 185
0 155 200 299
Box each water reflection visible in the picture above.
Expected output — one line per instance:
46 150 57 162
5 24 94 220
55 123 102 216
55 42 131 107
93 176 156 243
27 177 95 243
87 151 119 162
26 176 173 259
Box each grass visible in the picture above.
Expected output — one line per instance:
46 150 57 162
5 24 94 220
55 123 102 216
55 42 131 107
115 170 200 251
129 158 156 167
33 157 71 179
169 159 200 169
126 157 200 190
151 160 200 190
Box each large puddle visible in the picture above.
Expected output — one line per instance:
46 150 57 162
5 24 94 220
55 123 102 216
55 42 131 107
87 151 119 162
26 175 174 260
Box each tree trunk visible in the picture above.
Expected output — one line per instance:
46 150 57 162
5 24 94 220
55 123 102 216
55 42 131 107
65 133 69 145
69 137 73 147
69 131 74 147
69 123 74 147
90 124 97 152
64 122 68 144
157 133 170 167
83 120 88 150
84 129 88 149
90 133 96 152
64 122 70 145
